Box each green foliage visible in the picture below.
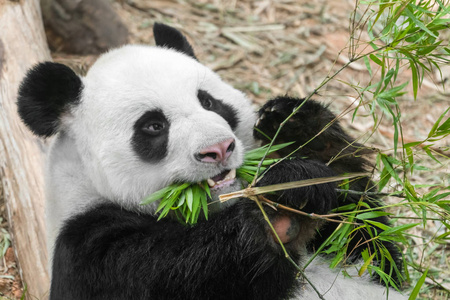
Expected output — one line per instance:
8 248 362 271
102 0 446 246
292 0 450 297
141 143 292 224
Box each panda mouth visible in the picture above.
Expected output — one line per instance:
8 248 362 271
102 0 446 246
207 169 236 189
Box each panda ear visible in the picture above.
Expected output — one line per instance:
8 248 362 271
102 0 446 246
17 62 82 137
153 23 197 60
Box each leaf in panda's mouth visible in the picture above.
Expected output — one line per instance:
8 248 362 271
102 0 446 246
141 142 294 225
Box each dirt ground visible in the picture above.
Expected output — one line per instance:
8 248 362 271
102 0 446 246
1 0 449 299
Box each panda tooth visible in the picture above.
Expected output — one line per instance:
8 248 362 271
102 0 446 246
223 169 236 181
207 179 216 187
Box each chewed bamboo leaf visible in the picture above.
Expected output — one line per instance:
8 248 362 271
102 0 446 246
140 143 293 224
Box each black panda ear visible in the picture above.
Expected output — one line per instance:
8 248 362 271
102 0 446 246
153 23 197 60
17 62 82 137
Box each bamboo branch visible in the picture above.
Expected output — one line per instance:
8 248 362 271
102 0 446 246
220 172 369 203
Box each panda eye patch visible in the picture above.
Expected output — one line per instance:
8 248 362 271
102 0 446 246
132 110 170 162
197 90 238 130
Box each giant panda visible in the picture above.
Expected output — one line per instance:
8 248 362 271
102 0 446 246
17 23 407 300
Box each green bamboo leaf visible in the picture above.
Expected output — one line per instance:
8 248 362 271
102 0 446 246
244 142 294 160
383 0 411 34
380 223 420 236
363 56 372 77
380 154 402 185
141 185 172 205
358 252 376 277
378 165 392 192
416 41 441 56
405 147 414 174
369 54 383 66
332 203 357 212
175 192 186 208
404 5 438 38
436 117 450 134
405 178 418 199
200 189 208 220
423 145 441 164
403 141 422 148
408 268 428 300
157 194 179 220
186 187 194 211
356 211 392 220
428 107 450 138
365 220 392 232
410 61 419 100
429 192 450 203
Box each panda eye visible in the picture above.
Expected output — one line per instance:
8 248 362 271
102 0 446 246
198 90 215 110
200 97 213 109
142 122 165 135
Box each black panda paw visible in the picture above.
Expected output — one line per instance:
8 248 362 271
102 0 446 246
256 158 338 215
254 97 304 142
254 97 335 157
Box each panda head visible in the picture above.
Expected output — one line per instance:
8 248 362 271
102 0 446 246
17 23 256 210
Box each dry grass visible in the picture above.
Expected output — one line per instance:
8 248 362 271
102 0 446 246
1 0 448 299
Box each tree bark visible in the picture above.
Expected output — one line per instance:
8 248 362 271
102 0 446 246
0 0 51 298
41 0 129 54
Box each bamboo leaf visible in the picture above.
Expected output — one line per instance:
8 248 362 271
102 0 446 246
404 5 438 38
359 252 376 277
186 187 194 211
363 56 372 77
356 211 392 220
380 223 420 236
408 268 428 300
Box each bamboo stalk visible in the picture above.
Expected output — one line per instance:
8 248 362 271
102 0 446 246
219 172 369 202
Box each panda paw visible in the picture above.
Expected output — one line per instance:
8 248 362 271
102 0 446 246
256 158 338 215
254 97 305 143
253 96 361 163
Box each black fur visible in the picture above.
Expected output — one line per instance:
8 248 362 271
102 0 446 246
198 89 239 130
17 62 82 137
254 96 403 285
132 110 170 162
153 23 197 60
40 24 403 299
51 157 337 300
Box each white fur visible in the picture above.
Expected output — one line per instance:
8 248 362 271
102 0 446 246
299 258 407 300
45 44 406 299
46 45 256 255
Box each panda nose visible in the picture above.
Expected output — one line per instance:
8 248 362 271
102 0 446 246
195 138 235 164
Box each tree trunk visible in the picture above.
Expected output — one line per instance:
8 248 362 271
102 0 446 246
0 0 51 298
40 0 129 54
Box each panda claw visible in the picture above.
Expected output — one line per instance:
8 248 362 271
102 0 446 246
255 118 261 127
